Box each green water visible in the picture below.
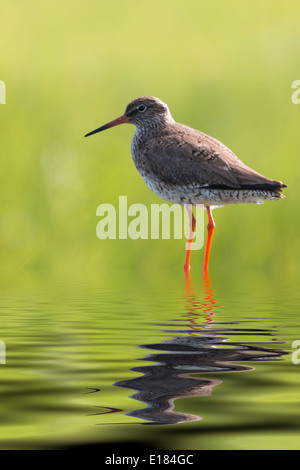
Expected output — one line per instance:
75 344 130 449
1 269 299 450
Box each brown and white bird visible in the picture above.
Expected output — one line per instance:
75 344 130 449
85 96 286 273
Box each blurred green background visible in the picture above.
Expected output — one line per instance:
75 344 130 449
0 0 299 289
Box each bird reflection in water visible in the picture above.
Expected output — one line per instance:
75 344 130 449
115 272 287 425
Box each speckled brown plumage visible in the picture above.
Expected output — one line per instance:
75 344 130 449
126 97 286 207
85 96 287 272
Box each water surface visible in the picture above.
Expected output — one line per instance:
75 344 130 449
0 270 299 450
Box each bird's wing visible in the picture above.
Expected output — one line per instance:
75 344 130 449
143 124 285 191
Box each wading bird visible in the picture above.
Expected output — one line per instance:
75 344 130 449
85 97 286 273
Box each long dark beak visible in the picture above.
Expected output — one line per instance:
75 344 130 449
84 115 130 137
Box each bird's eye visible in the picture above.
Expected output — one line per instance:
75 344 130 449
137 104 147 112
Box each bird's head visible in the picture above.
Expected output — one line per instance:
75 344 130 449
84 96 173 137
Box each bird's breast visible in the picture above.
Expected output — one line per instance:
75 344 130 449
130 129 192 204
130 128 154 178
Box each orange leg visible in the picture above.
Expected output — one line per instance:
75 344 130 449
203 206 215 274
184 206 196 272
